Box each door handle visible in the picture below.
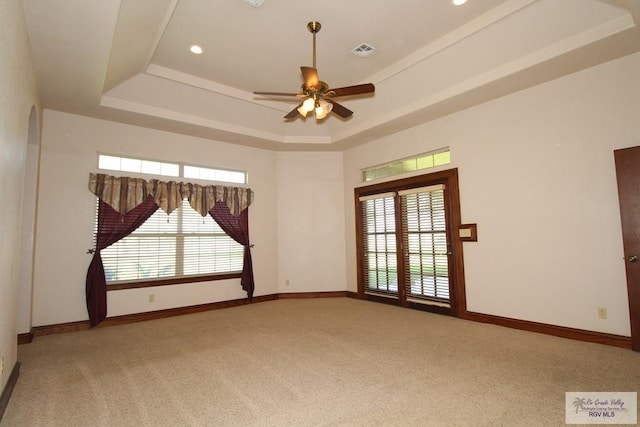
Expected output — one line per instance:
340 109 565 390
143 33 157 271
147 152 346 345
629 255 638 263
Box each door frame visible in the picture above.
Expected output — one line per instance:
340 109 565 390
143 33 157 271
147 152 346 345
354 168 467 317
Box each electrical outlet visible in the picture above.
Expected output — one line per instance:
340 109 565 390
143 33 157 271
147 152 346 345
597 307 607 320
285 279 290 286
148 294 155 303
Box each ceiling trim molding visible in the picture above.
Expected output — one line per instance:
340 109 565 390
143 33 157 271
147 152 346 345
146 64 290 112
366 0 538 86
144 0 181 67
333 17 639 147
626 0 640 30
108 12 638 151
100 95 285 143
282 135 333 144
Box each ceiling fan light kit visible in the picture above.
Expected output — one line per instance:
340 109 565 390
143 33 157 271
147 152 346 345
297 97 333 119
254 21 375 121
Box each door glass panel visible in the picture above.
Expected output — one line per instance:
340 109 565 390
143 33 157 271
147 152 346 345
402 188 450 303
361 196 398 296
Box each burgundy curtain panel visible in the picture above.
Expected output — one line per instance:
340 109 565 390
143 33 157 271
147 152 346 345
85 196 159 327
210 202 255 299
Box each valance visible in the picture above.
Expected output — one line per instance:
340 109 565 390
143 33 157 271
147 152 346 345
88 173 253 217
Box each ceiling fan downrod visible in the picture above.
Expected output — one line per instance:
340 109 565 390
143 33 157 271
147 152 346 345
307 21 321 69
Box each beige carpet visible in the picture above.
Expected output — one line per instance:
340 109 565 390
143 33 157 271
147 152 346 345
2 298 639 426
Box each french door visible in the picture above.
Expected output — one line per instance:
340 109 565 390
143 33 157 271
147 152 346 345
355 169 465 316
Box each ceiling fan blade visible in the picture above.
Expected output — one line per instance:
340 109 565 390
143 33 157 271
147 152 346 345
301 66 319 89
284 103 302 119
254 91 301 97
326 100 353 118
327 83 375 97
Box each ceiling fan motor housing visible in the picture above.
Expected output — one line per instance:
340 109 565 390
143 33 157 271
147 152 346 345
302 81 329 95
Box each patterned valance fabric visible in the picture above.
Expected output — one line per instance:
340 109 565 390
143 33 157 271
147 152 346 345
88 173 253 217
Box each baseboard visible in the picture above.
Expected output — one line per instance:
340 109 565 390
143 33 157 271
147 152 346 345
24 292 632 351
0 362 20 423
278 291 348 299
463 311 632 350
101 294 279 328
17 332 33 345
32 294 279 337
28 292 344 338
346 293 632 350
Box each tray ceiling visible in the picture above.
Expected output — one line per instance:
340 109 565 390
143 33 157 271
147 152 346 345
22 0 640 150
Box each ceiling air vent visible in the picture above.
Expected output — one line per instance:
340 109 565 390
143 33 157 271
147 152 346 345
351 43 376 57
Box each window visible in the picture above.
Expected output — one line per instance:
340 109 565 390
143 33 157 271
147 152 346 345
362 148 451 182
355 169 464 315
98 154 180 177
98 154 246 184
184 165 245 184
96 154 248 288
98 199 244 286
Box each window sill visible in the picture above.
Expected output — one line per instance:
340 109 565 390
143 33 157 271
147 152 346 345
107 272 242 291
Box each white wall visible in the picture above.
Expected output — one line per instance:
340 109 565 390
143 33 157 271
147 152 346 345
32 112 350 327
32 111 280 325
276 152 347 294
0 0 39 391
344 52 640 337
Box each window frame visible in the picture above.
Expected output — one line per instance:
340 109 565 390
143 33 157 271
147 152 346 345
354 168 467 316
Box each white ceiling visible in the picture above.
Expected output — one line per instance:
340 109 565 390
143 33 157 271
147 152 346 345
21 0 640 151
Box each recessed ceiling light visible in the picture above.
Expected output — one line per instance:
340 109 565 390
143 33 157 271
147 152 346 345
453 0 468 5
245 0 264 7
190 45 203 55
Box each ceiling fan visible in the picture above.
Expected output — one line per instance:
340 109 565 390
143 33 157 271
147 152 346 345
254 21 375 120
